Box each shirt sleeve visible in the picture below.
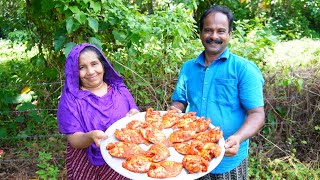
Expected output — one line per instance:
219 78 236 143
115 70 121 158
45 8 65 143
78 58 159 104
172 63 188 105
238 61 265 110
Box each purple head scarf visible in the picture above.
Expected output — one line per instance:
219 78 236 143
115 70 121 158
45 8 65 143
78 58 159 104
57 43 138 165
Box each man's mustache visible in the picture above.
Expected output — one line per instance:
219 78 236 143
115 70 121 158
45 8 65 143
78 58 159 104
205 38 223 44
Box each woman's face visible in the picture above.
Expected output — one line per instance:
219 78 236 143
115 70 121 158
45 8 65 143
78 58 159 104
78 50 104 90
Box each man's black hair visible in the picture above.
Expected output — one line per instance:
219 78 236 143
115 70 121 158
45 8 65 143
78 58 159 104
199 5 234 33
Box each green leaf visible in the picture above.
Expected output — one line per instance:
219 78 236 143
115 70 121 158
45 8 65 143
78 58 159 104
87 17 99 32
16 102 36 111
66 18 74 33
74 12 86 24
69 6 80 14
267 111 275 124
15 94 33 104
63 42 77 57
15 116 25 123
297 79 303 93
30 55 46 68
44 68 58 80
90 1 101 13
54 35 66 52
36 166 47 171
88 37 102 50
0 128 8 138
112 30 126 42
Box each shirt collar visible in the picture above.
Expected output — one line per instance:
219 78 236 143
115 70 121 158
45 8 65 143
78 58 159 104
194 48 230 67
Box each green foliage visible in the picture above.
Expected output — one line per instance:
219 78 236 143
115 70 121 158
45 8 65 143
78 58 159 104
0 0 28 41
249 156 320 179
268 0 320 40
229 16 278 69
36 151 60 180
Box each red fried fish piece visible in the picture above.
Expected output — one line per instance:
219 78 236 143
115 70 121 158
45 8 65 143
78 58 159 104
159 110 180 129
193 127 223 143
145 108 162 129
182 155 209 174
147 161 183 178
106 141 145 158
114 128 149 145
172 112 197 129
140 126 166 144
181 117 211 132
145 143 170 162
122 155 152 173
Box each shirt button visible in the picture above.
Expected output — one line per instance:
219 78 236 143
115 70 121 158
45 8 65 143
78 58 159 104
203 98 206 100
204 82 208 85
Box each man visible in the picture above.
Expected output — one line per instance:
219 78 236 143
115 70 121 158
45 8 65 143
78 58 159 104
169 5 265 179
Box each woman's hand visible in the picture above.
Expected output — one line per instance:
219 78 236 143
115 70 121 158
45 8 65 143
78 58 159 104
126 108 139 117
224 135 240 156
89 130 108 148
67 130 108 149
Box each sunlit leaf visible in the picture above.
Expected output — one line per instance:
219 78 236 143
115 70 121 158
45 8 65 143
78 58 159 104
69 6 80 14
66 18 74 33
87 17 99 33
74 12 86 24
88 37 102 49
112 30 126 42
297 79 303 93
21 86 31 94
14 94 33 104
90 1 101 13
63 42 77 57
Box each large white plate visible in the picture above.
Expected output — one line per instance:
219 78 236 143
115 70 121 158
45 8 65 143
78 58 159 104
100 111 225 180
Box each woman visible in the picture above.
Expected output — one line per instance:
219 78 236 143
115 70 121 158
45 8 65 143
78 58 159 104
57 43 139 179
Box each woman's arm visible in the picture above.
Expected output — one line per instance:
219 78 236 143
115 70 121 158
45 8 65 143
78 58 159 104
66 130 108 149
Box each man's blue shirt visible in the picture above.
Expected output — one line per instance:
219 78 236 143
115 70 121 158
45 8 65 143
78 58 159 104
172 48 264 173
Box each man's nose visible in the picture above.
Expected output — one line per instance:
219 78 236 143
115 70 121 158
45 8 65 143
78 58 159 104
209 31 218 38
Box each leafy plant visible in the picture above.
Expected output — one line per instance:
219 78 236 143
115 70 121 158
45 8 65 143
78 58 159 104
36 151 60 180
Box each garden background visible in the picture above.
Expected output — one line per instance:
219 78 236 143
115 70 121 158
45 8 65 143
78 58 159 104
0 0 319 179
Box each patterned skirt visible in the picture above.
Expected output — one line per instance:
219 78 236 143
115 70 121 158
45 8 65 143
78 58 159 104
197 157 248 180
66 144 129 180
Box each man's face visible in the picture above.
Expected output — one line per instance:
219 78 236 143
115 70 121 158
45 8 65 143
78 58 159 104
200 12 231 56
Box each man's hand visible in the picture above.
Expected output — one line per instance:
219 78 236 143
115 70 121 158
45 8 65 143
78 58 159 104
167 101 186 113
167 105 182 113
224 135 240 156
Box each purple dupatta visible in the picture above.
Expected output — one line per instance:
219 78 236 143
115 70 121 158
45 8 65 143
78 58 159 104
57 43 138 165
